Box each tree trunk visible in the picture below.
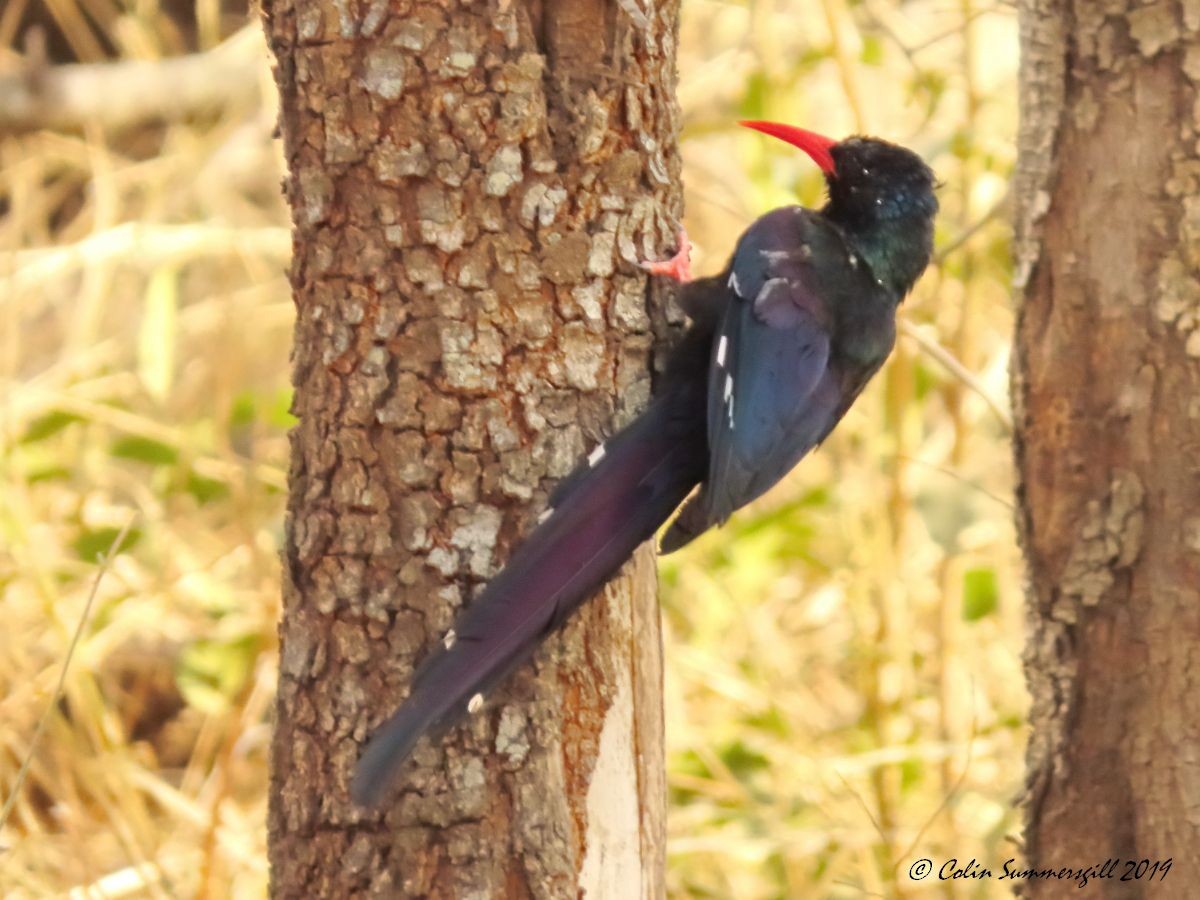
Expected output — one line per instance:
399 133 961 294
260 2 681 896
1014 1 1200 891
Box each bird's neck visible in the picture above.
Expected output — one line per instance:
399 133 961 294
826 207 935 300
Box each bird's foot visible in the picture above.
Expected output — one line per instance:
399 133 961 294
640 227 693 283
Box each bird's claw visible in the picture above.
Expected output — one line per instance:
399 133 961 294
640 227 693 283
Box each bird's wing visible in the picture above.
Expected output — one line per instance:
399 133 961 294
702 208 848 526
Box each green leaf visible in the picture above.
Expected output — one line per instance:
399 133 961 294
267 388 298 429
21 411 83 444
229 391 258 429
719 739 770 778
138 265 178 402
962 567 999 622
900 756 924 792
728 487 827 542
27 465 72 483
110 435 178 466
185 471 230 504
670 748 712 781
738 70 768 121
860 34 884 67
177 635 260 713
949 128 974 161
229 388 297 435
744 704 790 738
913 358 937 401
72 526 141 561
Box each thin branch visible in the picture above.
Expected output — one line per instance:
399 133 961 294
0 515 138 834
3 385 287 489
895 454 1014 510
819 0 867 130
898 318 1012 432
935 192 1010 266
1 222 291 296
0 25 266 132
894 678 981 872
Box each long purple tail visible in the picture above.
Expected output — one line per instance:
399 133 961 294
352 388 705 806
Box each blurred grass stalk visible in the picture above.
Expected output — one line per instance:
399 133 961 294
2 1 1020 897
2 10 285 899
670 1 1018 897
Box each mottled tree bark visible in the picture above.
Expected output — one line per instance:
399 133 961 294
1014 1 1200 892
261 1 682 896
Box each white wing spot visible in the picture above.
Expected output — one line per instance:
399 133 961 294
716 335 728 367
468 693 484 714
848 252 858 266
723 374 733 400
443 629 457 650
756 278 788 305
537 507 554 524
728 271 741 296
727 395 735 429
588 443 606 467
761 249 790 263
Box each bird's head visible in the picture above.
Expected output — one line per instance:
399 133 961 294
740 120 938 294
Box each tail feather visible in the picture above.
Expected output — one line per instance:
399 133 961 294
352 391 705 807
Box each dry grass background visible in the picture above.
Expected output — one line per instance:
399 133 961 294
1 1 1020 897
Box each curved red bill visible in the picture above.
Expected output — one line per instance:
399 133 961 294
739 120 837 175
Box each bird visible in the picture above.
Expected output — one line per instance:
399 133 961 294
352 121 939 806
